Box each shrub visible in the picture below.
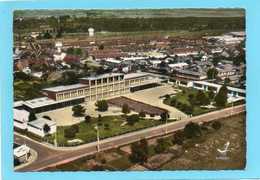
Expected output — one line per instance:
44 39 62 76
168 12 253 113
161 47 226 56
64 127 77 139
104 123 110 130
122 103 130 114
184 122 202 139
71 124 79 133
160 112 169 122
96 100 108 112
139 110 146 118
211 121 222 130
126 114 140 125
72 105 86 117
172 131 185 145
155 138 171 153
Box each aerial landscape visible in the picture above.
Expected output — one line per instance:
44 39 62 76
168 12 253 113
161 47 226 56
13 8 246 171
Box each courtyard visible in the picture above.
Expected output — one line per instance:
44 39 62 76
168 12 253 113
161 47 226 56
38 84 187 126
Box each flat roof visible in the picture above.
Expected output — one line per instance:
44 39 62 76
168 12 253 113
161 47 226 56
43 83 88 93
194 81 246 93
124 72 150 79
13 108 29 122
14 101 24 108
28 118 56 129
24 96 85 109
80 73 124 81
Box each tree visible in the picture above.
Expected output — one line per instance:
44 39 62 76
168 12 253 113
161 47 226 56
160 112 169 122
122 103 130 114
208 90 215 100
215 85 228 107
29 112 37 122
196 90 210 105
126 114 139 125
184 122 202 139
96 100 108 112
14 71 31 81
139 110 146 118
85 115 91 123
207 68 218 79
43 124 51 135
129 140 148 164
42 32 52 39
72 105 86 117
172 131 185 145
155 138 171 153
61 71 78 85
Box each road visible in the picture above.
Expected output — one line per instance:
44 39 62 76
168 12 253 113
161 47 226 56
15 104 245 171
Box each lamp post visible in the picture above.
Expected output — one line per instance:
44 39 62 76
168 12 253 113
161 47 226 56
94 125 100 152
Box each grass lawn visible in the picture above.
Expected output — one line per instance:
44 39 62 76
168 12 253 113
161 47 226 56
56 115 172 146
164 87 215 116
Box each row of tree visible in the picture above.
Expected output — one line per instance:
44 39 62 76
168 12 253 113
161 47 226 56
14 16 245 34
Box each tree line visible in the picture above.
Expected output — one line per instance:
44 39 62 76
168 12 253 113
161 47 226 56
14 16 245 34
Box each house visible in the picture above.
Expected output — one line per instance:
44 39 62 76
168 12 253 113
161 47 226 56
13 108 29 130
216 64 236 80
27 118 57 137
14 144 30 163
168 62 188 71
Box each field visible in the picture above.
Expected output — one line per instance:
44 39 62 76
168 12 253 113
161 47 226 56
14 9 245 19
46 113 246 171
160 114 246 170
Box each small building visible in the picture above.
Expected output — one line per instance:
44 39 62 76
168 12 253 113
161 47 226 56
27 118 56 137
23 96 85 113
13 108 30 130
14 144 30 163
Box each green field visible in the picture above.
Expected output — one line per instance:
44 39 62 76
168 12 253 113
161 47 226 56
56 115 175 146
14 9 245 19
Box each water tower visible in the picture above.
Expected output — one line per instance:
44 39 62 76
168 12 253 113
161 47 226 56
88 27 95 37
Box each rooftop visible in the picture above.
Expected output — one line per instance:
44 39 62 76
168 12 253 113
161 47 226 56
124 72 150 79
24 96 85 109
80 73 124 81
43 83 88 93
28 117 56 129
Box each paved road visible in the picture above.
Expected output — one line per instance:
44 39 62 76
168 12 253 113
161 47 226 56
15 104 245 172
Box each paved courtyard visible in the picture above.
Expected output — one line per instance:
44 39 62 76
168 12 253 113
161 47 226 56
124 84 187 119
